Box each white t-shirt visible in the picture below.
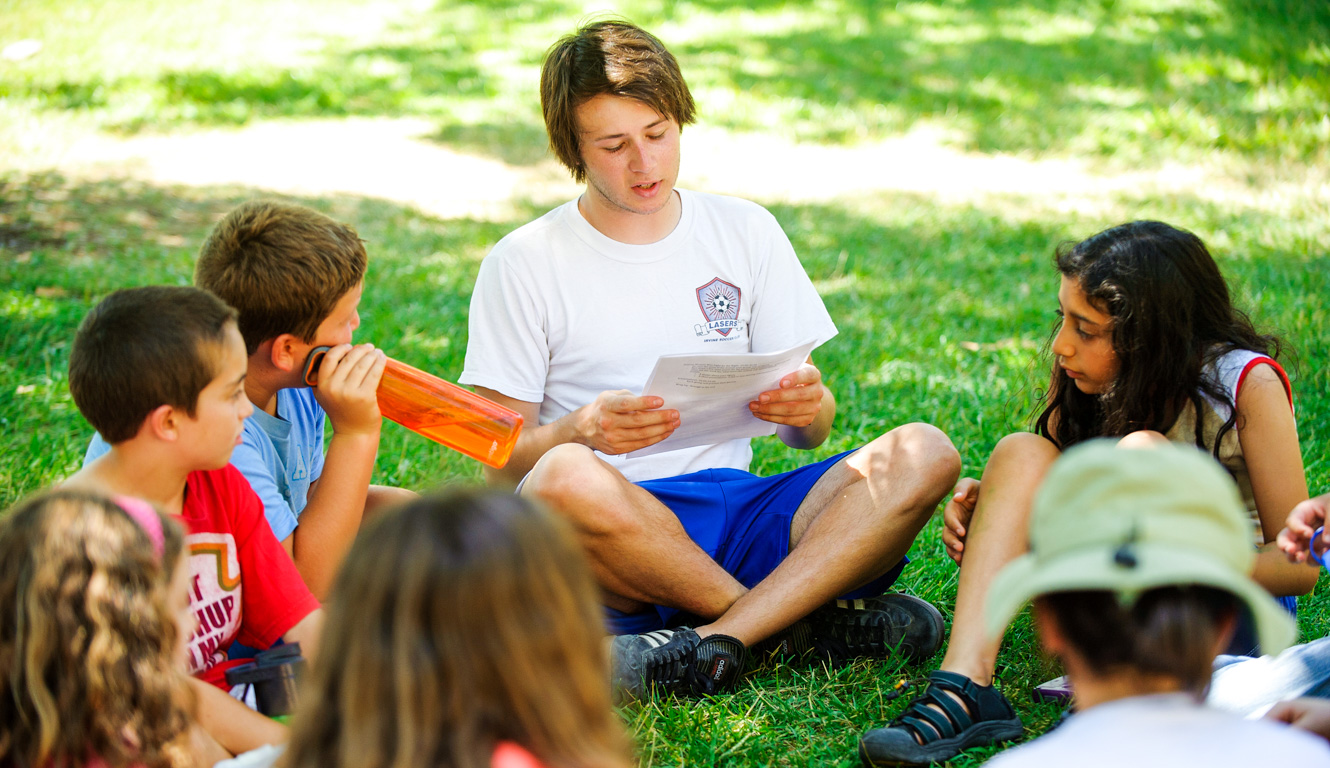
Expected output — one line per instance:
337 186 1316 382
985 693 1330 767
460 189 838 482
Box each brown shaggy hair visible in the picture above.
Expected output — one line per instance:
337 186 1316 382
0 489 191 768
284 490 631 768
69 285 238 444
541 19 696 182
195 200 367 355
1036 585 1239 697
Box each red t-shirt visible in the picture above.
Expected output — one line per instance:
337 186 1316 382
179 465 319 687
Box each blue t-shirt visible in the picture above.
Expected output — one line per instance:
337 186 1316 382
84 388 325 541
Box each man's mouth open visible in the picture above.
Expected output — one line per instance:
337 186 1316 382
633 181 661 196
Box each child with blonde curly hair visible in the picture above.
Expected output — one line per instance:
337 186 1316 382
0 489 200 768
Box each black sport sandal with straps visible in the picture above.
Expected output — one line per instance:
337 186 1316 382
858 670 1024 765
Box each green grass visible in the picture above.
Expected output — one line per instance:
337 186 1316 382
3 0 1327 170
2 0 1329 765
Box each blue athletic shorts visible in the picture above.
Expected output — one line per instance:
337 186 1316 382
605 449 908 634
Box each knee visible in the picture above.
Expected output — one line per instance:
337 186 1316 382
523 445 632 535
1118 430 1169 449
989 432 1060 471
899 422 961 490
524 444 604 513
863 422 961 505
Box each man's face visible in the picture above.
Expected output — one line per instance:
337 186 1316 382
575 94 681 221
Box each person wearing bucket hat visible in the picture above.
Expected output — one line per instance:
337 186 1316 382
979 442 1329 767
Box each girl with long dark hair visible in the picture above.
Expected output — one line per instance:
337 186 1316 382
859 220 1315 766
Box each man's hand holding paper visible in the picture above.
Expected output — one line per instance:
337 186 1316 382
574 391 680 455
749 362 826 428
630 339 818 458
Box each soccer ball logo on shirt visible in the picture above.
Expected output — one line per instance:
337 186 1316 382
695 277 745 339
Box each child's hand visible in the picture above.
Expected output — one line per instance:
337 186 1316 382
1266 697 1330 742
1276 493 1330 565
312 343 387 437
942 477 980 566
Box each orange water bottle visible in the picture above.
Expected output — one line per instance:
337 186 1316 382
303 347 523 469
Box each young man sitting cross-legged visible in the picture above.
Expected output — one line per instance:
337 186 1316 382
460 19 961 699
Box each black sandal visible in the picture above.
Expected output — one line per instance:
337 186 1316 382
859 670 1024 765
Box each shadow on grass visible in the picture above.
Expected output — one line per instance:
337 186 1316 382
426 121 553 166
677 0 1329 160
5 0 1327 168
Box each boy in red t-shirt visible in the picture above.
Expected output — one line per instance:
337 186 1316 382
63 286 325 757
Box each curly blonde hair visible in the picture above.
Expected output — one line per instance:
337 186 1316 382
285 490 631 768
0 490 192 768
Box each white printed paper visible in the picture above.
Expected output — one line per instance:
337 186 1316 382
630 339 818 458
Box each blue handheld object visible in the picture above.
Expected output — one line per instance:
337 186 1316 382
1312 526 1327 567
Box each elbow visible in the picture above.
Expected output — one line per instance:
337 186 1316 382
294 555 333 602
778 423 830 451
1293 565 1320 597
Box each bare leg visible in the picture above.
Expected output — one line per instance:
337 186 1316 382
698 423 960 645
523 444 747 619
859 433 1063 762
940 432 1060 683
1118 429 1169 449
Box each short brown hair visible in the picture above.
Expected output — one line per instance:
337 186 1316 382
1036 586 1240 697
69 286 238 444
541 19 696 182
195 200 367 354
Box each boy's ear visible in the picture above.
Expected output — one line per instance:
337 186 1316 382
145 403 181 442
269 333 305 373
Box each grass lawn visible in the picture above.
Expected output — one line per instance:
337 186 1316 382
2 0 1328 765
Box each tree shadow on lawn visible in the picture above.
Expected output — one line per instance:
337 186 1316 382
675 0 1329 160
8 0 1327 172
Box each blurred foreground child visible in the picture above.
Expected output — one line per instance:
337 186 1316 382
285 491 631 768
